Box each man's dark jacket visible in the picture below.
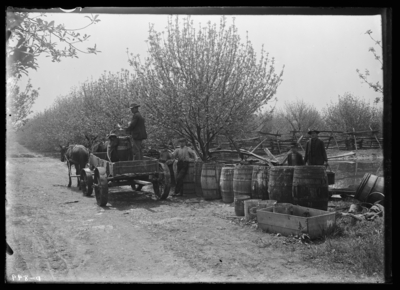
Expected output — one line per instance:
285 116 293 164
126 112 147 140
288 152 305 166
304 138 327 165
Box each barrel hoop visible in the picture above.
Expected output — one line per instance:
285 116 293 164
355 173 371 199
293 179 327 185
366 176 379 197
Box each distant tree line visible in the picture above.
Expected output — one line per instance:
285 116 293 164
16 78 382 154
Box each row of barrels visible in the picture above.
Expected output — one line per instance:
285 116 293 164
181 161 330 211
180 162 270 201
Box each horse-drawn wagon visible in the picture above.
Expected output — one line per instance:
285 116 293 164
79 136 171 206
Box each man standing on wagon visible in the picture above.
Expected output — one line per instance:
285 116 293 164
304 129 329 167
120 103 147 160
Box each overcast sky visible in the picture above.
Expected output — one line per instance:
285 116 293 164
13 9 383 116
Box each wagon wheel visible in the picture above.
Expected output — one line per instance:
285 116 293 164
153 163 171 200
94 167 108 206
80 168 93 196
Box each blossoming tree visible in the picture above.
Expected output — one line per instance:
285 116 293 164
129 16 284 160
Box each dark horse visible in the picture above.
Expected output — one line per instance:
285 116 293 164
85 134 108 153
93 141 108 153
59 144 89 189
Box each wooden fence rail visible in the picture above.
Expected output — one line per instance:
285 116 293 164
213 128 382 156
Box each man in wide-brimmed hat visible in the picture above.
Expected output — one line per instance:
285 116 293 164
170 137 198 197
304 129 328 166
119 103 147 160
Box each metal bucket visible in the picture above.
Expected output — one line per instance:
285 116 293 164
326 170 335 185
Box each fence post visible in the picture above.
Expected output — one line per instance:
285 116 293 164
332 129 340 150
369 125 382 149
326 130 332 149
276 130 281 154
353 128 358 151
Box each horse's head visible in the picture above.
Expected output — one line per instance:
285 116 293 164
59 145 69 162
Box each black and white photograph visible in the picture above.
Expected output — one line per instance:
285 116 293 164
5 7 391 283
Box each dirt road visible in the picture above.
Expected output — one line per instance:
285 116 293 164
6 139 376 283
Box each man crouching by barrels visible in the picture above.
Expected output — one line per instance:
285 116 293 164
171 138 198 197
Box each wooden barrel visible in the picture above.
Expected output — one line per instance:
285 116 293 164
216 163 224 194
292 166 329 211
355 173 384 202
194 160 203 196
117 137 133 161
201 162 224 200
220 167 235 203
234 195 251 216
107 137 133 162
268 166 295 204
251 165 270 200
233 165 254 198
182 161 195 195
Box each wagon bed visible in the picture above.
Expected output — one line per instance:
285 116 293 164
80 152 171 206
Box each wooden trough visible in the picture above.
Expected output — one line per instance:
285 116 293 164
257 204 336 239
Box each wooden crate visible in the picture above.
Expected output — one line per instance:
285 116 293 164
256 204 336 239
110 160 159 176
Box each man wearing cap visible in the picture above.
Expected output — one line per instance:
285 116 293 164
171 138 198 197
286 142 305 166
120 103 147 160
304 129 329 166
